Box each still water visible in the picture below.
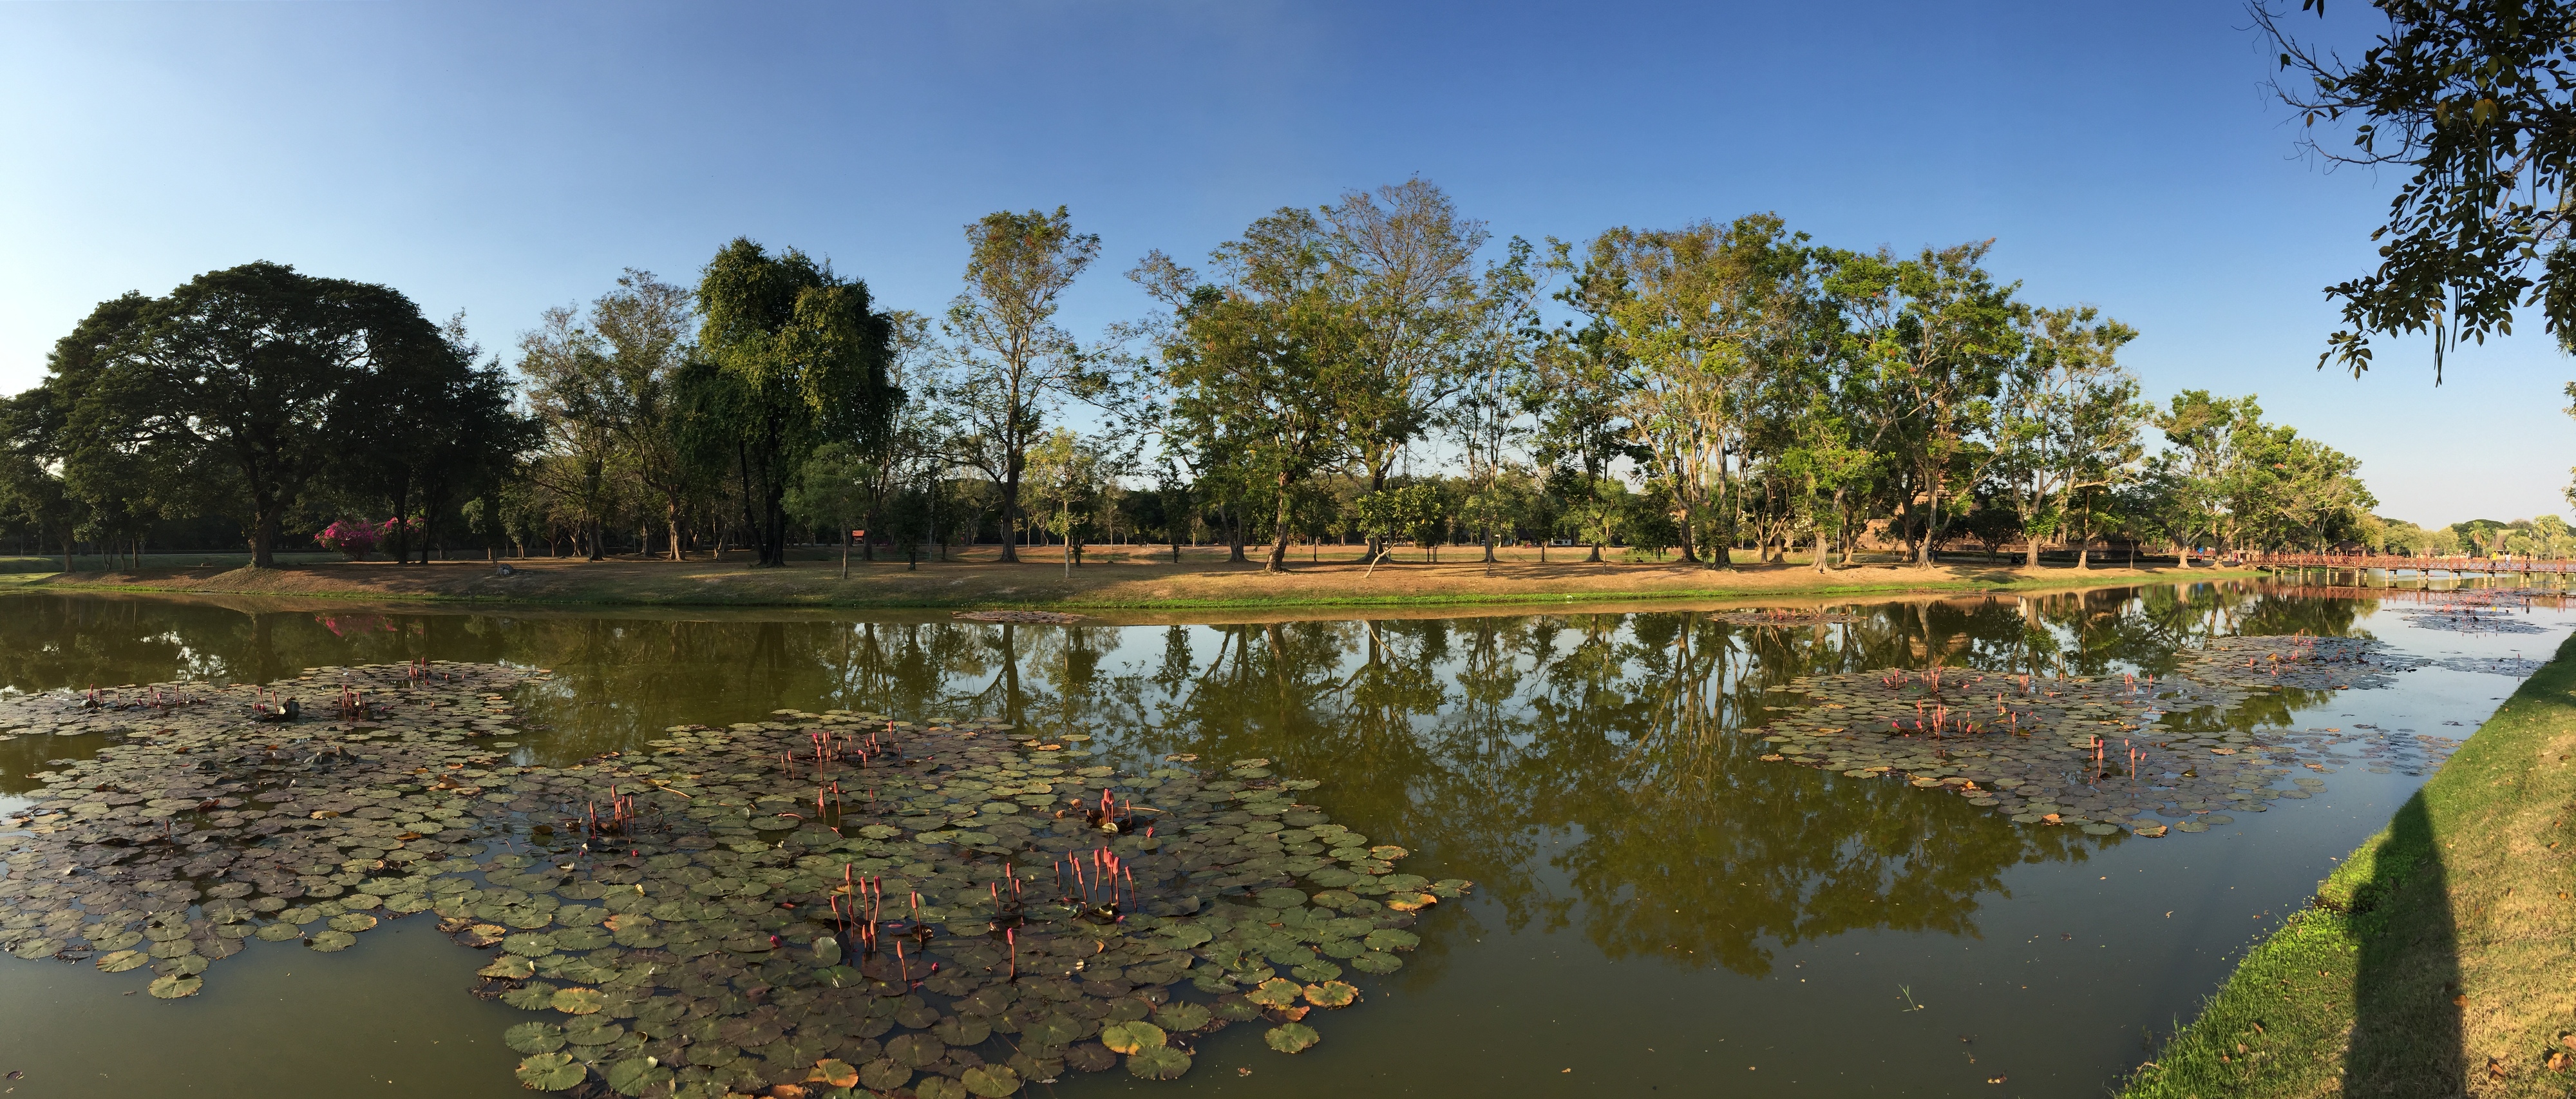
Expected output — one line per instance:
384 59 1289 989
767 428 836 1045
0 581 2559 1097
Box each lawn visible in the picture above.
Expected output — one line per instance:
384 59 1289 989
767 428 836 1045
2121 631 2576 1098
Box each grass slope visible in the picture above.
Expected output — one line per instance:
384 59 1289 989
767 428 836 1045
8 549 2242 613
2121 631 2576 1098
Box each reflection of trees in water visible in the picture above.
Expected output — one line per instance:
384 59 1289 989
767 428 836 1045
0 586 2384 975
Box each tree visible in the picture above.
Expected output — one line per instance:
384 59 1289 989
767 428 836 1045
2153 390 2260 564
518 304 627 560
1024 428 1107 577
338 314 526 564
591 271 701 560
1865 242 2024 565
1994 306 2143 566
690 239 900 569
1132 208 1368 573
945 207 1103 564
2257 0 2576 375
64 262 454 568
1560 215 1814 568
1322 179 1490 510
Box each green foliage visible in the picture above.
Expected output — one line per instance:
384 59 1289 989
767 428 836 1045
690 239 900 568
2257 0 2576 376
58 262 464 566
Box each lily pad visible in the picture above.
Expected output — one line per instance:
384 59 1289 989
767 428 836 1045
1023 1013 1086 1047
1247 977 1302 1008
1303 980 1358 1008
515 1053 585 1091
887 1031 947 1067
95 950 149 973
1264 1022 1321 1053
254 924 304 943
1349 950 1403 975
328 913 378 933
307 930 357 952
602 1055 670 1095
1099 1020 1167 1055
858 1057 912 1091
1126 1046 1193 1080
807 1059 860 1088
504 1021 567 1054
147 973 202 999
961 1064 1025 1096
1152 1001 1213 1031
549 986 607 1014
916 1078 971 1099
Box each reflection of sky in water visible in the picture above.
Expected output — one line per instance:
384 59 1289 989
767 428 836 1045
0 580 2563 1097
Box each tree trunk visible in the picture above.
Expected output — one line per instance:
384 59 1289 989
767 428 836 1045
998 463 1023 563
1265 479 1294 573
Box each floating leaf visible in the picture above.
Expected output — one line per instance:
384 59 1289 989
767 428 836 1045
254 924 303 943
1363 928 1419 951
147 973 202 999
1265 1022 1320 1053
95 950 148 973
328 913 378 933
961 1064 1024 1096
1023 1013 1085 1047
934 1015 992 1046
1126 1046 1193 1080
1099 1020 1167 1055
858 1057 911 1091
1247 977 1302 1008
515 1053 585 1091
807 1058 860 1088
887 1032 947 1067
549 987 607 1015
307 930 357 952
601 1055 670 1096
916 1077 970 1099
1349 950 1403 975
1063 1043 1119 1073
504 1021 566 1054
1303 980 1358 1008
1152 1001 1213 1031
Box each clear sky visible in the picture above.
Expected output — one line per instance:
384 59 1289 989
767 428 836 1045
1 1 2562 526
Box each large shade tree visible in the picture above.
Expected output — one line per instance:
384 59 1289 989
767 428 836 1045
687 238 900 568
60 262 462 567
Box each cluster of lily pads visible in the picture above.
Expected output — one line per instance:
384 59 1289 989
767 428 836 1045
0 661 529 996
1752 635 2436 837
0 661 1465 1098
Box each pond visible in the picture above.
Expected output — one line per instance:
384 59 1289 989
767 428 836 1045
0 580 2561 1098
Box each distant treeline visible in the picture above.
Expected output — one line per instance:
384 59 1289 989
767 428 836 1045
1 180 2393 571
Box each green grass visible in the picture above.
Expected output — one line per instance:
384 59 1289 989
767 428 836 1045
0 552 341 574
2120 630 2576 1098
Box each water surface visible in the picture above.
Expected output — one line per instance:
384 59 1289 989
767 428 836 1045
0 581 2557 1097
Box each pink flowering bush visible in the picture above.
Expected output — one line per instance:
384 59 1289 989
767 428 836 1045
317 519 393 560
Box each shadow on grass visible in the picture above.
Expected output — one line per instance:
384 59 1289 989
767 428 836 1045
2342 791 2464 1097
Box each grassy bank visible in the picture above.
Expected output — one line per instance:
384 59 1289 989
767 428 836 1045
2121 632 2576 1098
4 546 2246 613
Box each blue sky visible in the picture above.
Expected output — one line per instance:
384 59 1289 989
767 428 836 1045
1 1 2562 526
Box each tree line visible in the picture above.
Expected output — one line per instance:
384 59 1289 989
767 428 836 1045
0 180 2390 571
